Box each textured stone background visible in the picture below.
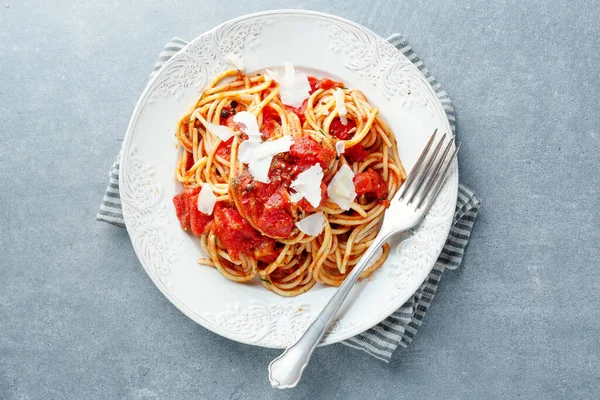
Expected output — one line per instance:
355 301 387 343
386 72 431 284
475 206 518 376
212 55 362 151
1 1 599 399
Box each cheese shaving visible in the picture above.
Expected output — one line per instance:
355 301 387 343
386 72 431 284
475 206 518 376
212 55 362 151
233 111 261 142
247 156 273 184
267 62 311 108
237 135 293 183
197 184 217 215
290 164 324 208
237 140 261 164
334 88 348 125
327 164 356 210
207 123 235 142
265 69 282 82
335 141 345 156
253 135 293 159
295 212 325 236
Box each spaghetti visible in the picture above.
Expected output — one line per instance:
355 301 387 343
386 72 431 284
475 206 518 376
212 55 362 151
173 67 406 296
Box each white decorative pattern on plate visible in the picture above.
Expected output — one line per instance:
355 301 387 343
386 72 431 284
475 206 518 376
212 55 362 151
204 300 359 347
120 147 177 282
204 300 313 346
325 22 430 107
120 10 457 348
150 18 269 101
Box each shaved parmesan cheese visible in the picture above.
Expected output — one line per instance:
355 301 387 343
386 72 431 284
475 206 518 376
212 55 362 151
233 111 261 141
290 164 324 208
289 192 303 203
254 135 293 159
268 62 311 108
284 62 295 80
238 136 292 163
197 184 217 215
327 164 356 210
224 53 245 71
238 135 293 183
334 88 348 125
265 68 282 83
207 123 235 142
295 212 325 236
248 156 273 183
334 182 351 198
335 141 345 156
237 140 261 163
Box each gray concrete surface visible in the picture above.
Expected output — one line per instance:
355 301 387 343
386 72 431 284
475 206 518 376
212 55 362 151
1 0 599 399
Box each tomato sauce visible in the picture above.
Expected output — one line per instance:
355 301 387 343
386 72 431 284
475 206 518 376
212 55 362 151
231 170 295 239
174 186 281 262
289 136 334 170
173 187 212 235
175 77 374 262
184 151 195 171
215 136 233 159
353 169 388 200
258 189 295 238
343 144 369 162
260 119 280 139
307 76 344 94
213 202 279 262
230 136 334 240
329 118 357 140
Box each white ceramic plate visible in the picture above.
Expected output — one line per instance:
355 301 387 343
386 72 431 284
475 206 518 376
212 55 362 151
120 10 458 348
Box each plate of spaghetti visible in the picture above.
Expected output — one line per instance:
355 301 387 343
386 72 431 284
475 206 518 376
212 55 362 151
120 10 458 348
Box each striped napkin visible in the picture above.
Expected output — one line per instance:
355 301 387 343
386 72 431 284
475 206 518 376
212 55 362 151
98 34 481 362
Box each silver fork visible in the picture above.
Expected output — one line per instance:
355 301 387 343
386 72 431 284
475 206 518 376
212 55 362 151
268 129 460 389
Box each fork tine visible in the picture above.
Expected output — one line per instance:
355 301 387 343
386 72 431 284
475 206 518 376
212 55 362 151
414 137 454 208
407 133 447 204
397 129 437 199
417 142 461 210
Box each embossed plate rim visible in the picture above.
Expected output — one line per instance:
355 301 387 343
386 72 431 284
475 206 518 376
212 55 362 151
120 9 458 348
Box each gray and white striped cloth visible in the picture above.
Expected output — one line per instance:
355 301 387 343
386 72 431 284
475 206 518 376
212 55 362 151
97 35 481 362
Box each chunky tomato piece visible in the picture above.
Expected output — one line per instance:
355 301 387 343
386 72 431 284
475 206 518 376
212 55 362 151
344 144 369 162
308 76 319 94
213 202 261 259
318 77 343 91
307 76 344 94
188 192 213 235
253 239 280 263
268 156 295 186
215 136 234 159
262 107 281 124
290 136 334 170
264 190 290 213
230 171 295 239
353 169 388 200
173 187 212 235
257 209 294 238
256 191 294 238
329 118 356 140
173 187 199 231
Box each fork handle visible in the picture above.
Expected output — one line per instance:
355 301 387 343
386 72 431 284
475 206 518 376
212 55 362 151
268 230 394 388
